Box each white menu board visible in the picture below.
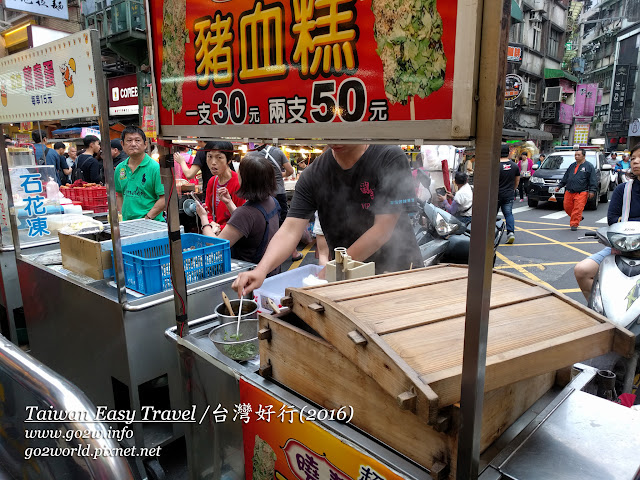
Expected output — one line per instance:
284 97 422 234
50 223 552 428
0 29 98 123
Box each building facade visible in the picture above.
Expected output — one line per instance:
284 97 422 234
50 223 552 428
506 0 573 150
577 0 639 150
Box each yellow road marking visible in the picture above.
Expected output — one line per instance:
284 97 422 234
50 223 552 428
288 241 315 271
521 227 598 231
499 241 598 247
558 288 582 293
495 252 556 291
514 225 593 256
515 219 597 230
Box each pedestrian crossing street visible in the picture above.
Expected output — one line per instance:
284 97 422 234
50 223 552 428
498 205 609 223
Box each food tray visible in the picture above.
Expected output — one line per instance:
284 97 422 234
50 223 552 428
253 264 323 312
117 233 231 295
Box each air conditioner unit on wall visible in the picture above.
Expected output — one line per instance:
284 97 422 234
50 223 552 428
544 86 562 103
529 11 543 22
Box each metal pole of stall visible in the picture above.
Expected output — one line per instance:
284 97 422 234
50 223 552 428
0 124 21 257
141 0 189 335
158 143 189 337
90 29 128 304
456 0 510 478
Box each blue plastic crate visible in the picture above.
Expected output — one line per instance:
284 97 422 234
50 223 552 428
116 233 231 295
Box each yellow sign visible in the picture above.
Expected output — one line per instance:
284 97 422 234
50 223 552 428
574 124 590 146
239 379 410 480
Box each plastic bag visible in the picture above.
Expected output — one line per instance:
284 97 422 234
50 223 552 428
47 214 104 236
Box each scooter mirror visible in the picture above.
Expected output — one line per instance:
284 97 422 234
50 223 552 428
416 169 431 188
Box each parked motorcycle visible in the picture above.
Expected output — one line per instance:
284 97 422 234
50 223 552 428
412 168 505 266
584 221 640 393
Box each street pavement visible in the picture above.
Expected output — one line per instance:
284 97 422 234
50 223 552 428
496 196 610 306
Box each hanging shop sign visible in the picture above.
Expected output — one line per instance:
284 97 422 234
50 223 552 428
557 103 573 125
507 44 523 63
0 30 98 124
505 74 524 101
610 64 629 124
574 124 590 146
147 0 478 141
238 379 406 480
4 0 69 21
629 118 640 138
574 83 598 117
108 74 139 116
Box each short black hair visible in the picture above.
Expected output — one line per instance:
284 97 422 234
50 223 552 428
83 135 100 147
32 129 46 143
121 126 146 144
500 144 510 158
110 138 123 151
236 153 276 202
454 171 468 185
53 142 66 150
575 148 586 156
206 141 234 162
539 153 545 158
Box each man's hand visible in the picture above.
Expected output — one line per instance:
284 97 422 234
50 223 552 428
232 270 267 297
437 194 447 203
588 192 595 200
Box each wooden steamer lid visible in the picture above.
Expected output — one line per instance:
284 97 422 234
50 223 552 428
283 265 635 425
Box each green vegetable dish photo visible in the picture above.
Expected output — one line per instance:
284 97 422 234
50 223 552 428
371 0 447 104
252 435 277 480
160 0 188 114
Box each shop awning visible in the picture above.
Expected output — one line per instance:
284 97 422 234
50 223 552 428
516 127 554 141
51 126 100 136
502 128 527 140
544 68 579 83
511 0 524 23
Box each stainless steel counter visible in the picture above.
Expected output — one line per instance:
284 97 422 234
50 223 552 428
17 252 253 458
165 317 432 480
480 366 640 480
0 239 60 345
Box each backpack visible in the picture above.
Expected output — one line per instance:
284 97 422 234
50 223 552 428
71 157 86 182
37 147 49 166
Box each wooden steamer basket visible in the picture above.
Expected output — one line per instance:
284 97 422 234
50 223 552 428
258 265 635 479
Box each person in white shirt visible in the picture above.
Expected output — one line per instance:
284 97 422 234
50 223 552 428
437 171 473 225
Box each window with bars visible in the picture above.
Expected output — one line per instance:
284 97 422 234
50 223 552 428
531 21 542 51
548 29 560 58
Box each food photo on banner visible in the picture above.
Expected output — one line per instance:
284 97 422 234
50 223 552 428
147 0 458 132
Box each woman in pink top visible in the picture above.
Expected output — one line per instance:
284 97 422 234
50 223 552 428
175 146 198 185
517 151 534 202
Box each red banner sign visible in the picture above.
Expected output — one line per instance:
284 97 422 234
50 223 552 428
507 45 522 62
148 0 460 139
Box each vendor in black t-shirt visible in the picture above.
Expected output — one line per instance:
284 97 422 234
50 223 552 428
233 144 422 294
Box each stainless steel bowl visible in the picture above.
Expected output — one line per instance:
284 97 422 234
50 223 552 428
214 299 258 323
208 319 259 362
